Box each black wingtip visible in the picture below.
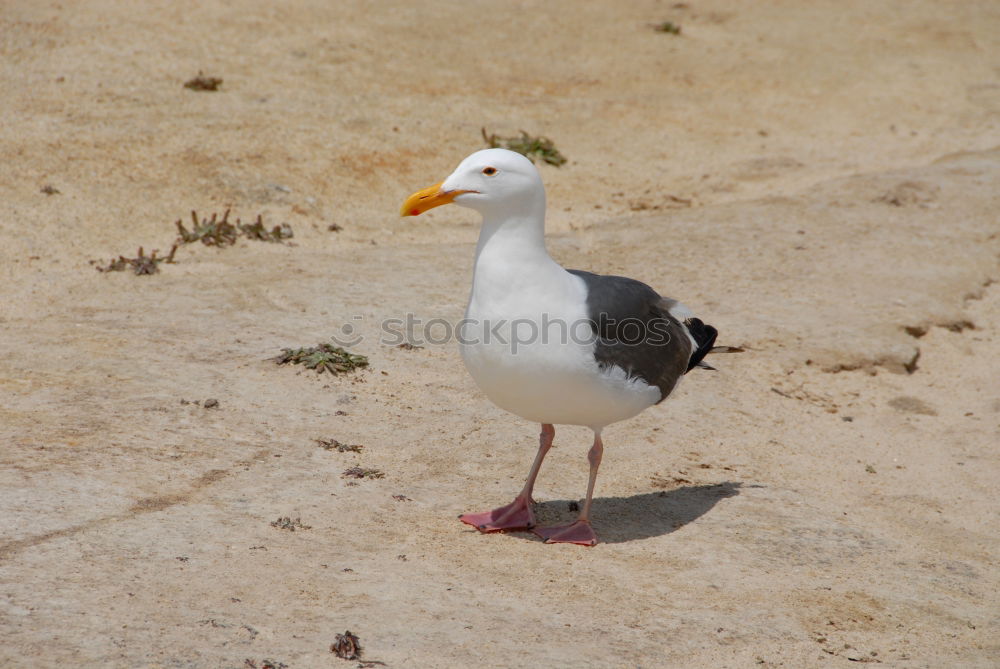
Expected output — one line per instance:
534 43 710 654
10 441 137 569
684 318 718 373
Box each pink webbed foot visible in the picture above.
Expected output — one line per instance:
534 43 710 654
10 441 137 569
533 520 598 546
459 497 535 533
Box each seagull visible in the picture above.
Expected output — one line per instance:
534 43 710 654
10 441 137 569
401 148 730 546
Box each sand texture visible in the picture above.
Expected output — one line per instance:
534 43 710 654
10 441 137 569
2 1 999 667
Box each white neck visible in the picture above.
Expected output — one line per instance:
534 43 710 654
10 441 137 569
475 210 547 261
468 197 563 307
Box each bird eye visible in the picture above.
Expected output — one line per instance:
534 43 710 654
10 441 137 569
482 166 498 176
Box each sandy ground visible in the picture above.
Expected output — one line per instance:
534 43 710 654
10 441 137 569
2 1 1000 667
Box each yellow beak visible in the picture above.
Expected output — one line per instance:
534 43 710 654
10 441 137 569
400 181 471 217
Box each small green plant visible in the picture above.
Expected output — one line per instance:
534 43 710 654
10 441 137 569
272 343 369 375
653 21 682 34
481 128 567 166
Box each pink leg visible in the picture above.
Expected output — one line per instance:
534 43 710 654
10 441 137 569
533 431 603 546
459 424 554 533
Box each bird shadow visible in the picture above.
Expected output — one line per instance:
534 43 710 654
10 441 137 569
523 481 744 544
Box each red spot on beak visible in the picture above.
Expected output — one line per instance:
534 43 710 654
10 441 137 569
410 208 419 216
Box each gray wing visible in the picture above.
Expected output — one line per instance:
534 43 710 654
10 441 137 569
568 270 695 402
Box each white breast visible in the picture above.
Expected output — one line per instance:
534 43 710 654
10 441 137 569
460 267 661 429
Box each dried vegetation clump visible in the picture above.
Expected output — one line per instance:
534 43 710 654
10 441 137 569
184 72 223 91
94 210 291 277
481 127 567 166
331 630 363 660
176 210 293 246
342 467 385 480
272 343 369 375
316 438 364 453
269 516 312 532
93 245 178 275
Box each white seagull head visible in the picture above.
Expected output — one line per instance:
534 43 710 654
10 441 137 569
401 148 545 219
